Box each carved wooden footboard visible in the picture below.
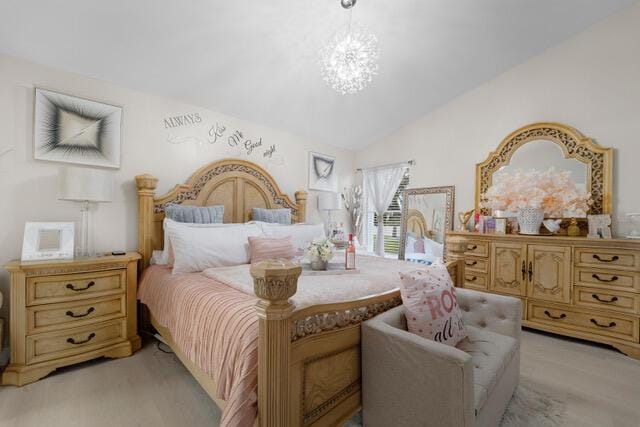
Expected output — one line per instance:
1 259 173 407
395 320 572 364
250 259 462 427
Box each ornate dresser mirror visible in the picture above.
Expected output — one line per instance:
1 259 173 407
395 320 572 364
476 122 613 217
399 186 454 263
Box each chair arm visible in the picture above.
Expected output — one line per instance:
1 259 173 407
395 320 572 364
362 306 475 427
456 288 522 339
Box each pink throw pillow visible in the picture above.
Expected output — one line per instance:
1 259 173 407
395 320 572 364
399 265 466 346
413 238 425 254
248 236 296 263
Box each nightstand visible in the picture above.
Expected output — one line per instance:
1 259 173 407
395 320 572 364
1 253 141 386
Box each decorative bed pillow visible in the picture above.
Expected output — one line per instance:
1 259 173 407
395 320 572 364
399 264 466 346
413 238 425 254
260 223 325 255
168 222 263 273
153 218 231 266
165 204 224 224
251 208 292 224
248 236 296 263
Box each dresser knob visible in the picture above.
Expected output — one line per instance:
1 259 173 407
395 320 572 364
592 274 618 283
66 307 95 318
67 333 96 345
544 310 566 320
590 318 616 328
66 281 95 292
593 254 619 263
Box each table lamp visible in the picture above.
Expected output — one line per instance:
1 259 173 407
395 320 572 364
318 192 343 237
58 167 114 257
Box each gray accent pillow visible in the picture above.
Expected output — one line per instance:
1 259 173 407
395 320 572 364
252 208 292 225
164 204 224 224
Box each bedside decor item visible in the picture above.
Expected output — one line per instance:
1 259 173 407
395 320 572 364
34 88 122 168
458 208 474 232
495 217 508 234
588 214 612 239
308 152 337 191
318 191 343 235
345 233 356 270
305 238 335 271
342 184 363 245
21 222 75 261
2 253 141 386
58 166 114 257
625 213 640 239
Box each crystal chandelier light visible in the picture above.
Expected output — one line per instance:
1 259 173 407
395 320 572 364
319 0 379 95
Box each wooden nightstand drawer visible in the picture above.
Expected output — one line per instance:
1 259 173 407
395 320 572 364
463 272 487 290
464 257 489 274
573 286 639 315
464 241 488 257
575 248 640 271
26 319 127 365
27 270 125 306
27 295 127 334
574 267 640 293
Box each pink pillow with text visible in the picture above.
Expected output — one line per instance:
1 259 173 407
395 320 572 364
248 235 296 263
399 265 466 346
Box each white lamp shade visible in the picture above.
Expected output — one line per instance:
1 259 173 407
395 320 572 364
318 192 343 211
58 167 114 202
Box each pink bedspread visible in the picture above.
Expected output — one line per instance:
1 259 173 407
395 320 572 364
138 265 259 427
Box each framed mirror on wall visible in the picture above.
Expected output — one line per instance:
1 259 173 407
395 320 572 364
399 186 455 264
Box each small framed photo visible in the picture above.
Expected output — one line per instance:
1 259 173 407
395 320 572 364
21 222 75 261
587 214 612 239
495 218 507 234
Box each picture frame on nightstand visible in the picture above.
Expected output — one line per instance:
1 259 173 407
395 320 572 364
21 222 75 261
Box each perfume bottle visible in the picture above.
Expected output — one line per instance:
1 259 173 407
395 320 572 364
345 233 356 270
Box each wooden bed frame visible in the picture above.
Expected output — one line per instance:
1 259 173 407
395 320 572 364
135 158 462 427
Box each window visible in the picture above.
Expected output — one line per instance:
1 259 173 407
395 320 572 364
365 171 410 257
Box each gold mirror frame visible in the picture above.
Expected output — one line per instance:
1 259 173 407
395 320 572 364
399 186 455 262
476 122 613 216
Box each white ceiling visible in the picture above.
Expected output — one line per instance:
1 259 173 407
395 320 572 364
0 0 635 150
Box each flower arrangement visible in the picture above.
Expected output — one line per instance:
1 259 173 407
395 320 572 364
305 238 336 262
482 168 592 217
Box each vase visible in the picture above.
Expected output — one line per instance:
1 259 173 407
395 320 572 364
310 258 328 271
517 208 544 235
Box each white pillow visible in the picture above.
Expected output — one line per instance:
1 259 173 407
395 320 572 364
154 218 233 266
260 223 325 254
168 222 263 273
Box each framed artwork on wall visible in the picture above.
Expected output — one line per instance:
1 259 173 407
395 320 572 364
33 88 122 168
308 151 337 192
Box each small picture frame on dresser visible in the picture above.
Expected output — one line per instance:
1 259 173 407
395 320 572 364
587 214 612 239
21 222 75 261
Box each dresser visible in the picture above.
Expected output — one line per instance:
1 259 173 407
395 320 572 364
447 232 640 359
2 253 141 386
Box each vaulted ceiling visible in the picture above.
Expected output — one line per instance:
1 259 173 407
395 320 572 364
0 0 635 149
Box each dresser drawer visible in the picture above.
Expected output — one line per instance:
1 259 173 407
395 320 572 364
27 295 127 334
27 270 126 306
574 268 640 293
527 302 639 343
464 257 489 274
463 272 487 290
464 241 488 257
575 248 640 271
26 319 127 365
574 286 640 315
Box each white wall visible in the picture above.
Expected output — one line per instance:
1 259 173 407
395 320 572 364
0 54 355 361
354 3 640 236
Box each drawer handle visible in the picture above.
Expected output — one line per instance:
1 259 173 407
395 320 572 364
521 261 526 281
592 254 619 263
465 260 478 267
544 310 566 320
592 274 618 283
66 281 95 292
67 333 96 345
591 294 618 304
466 276 477 282
590 318 616 328
66 307 95 318
467 245 478 251
528 261 533 282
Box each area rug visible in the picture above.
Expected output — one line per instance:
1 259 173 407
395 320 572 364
345 379 566 427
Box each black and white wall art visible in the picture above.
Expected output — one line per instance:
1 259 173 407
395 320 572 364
308 151 337 192
34 88 122 168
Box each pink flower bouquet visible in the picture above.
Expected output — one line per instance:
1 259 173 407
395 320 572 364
482 168 592 217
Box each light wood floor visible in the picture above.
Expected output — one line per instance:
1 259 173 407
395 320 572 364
0 330 639 427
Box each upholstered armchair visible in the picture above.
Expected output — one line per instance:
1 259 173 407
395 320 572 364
362 289 521 427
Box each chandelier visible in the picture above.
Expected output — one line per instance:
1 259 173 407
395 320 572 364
319 0 379 95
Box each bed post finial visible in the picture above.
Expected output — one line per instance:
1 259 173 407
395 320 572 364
135 174 158 270
295 190 307 223
251 260 301 427
446 234 467 286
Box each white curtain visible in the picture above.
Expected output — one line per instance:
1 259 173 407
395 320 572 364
364 166 407 256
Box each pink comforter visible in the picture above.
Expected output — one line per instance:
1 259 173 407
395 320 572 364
138 265 259 427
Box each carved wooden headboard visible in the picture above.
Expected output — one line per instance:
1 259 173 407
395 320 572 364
135 158 308 268
406 208 432 239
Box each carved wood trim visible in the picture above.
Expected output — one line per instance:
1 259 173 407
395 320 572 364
476 122 613 215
